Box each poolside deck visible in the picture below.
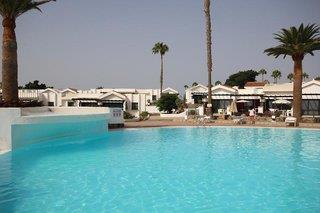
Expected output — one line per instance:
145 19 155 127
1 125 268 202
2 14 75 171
125 118 320 129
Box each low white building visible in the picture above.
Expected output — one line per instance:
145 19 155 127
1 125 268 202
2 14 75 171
3 87 178 117
185 80 320 116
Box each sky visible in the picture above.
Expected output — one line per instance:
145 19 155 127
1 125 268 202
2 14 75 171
1 0 320 93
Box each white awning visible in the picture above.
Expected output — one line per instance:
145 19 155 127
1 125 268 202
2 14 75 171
272 99 291 105
237 100 250 103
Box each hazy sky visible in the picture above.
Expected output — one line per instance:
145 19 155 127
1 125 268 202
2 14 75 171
1 0 320 92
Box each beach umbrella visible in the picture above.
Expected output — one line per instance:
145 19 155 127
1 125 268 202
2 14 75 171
272 99 291 110
236 100 250 103
272 99 291 105
236 100 250 113
230 100 238 114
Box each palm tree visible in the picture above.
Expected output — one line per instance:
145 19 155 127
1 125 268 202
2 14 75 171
152 42 169 96
287 73 294 82
0 0 55 106
271 70 282 83
184 85 189 90
288 72 309 82
215 80 221 85
265 23 320 123
204 0 213 117
192 82 198 87
258 69 267 81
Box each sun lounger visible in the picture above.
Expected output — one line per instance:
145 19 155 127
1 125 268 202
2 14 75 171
233 116 246 125
196 116 215 125
285 117 297 127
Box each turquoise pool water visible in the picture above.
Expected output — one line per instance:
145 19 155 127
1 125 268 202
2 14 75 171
0 127 320 212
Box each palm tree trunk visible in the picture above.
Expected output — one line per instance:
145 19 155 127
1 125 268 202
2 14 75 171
2 18 18 106
204 0 213 117
160 54 164 96
292 56 303 125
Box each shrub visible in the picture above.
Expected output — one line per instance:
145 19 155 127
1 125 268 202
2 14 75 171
188 109 196 115
139 111 150 121
123 111 135 119
175 98 186 113
274 110 282 117
156 93 179 113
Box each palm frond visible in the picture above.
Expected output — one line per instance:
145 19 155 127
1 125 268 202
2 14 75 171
152 42 169 55
264 23 320 59
0 0 55 18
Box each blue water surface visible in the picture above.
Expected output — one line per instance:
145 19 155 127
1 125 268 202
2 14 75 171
0 127 320 212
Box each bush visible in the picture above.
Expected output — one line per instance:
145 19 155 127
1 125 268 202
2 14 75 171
188 109 196 115
123 111 135 119
0 100 43 108
175 98 186 113
156 93 179 114
139 111 150 121
274 110 282 117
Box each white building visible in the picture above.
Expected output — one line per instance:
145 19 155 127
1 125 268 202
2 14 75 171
4 87 178 117
185 80 320 116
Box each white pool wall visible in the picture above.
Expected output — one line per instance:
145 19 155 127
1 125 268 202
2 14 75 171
12 113 108 150
21 107 123 125
0 107 123 152
0 108 21 152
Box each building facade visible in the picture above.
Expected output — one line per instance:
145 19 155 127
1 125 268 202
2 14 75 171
185 80 320 116
1 87 178 117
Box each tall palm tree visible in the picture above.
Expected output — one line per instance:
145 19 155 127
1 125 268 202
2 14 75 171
192 82 198 87
265 24 320 123
287 73 294 82
152 42 169 96
0 0 55 106
204 0 213 117
258 69 267 81
271 70 282 83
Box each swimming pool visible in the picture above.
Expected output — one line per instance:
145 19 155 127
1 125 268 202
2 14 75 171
0 127 319 212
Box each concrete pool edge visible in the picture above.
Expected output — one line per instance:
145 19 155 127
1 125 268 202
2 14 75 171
0 107 124 153
120 125 320 132
124 120 320 130
2 122 319 156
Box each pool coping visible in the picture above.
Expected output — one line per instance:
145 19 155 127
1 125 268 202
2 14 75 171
0 150 10 155
120 125 320 132
2 125 319 156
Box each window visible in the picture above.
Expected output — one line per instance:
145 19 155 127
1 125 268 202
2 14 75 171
48 102 54 106
213 100 231 113
102 102 123 108
80 102 98 107
193 95 206 104
132 102 139 110
302 100 320 116
152 95 157 101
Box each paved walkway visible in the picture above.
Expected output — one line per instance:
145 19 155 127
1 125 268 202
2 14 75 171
125 119 320 129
